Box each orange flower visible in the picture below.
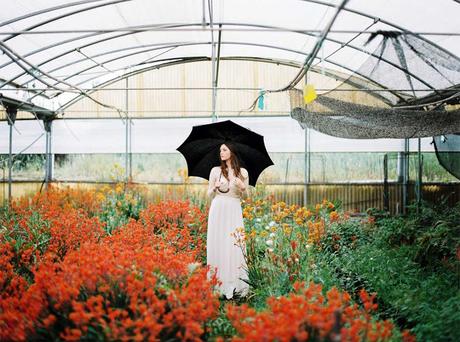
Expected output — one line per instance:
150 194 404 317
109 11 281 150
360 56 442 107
329 211 339 223
226 281 395 342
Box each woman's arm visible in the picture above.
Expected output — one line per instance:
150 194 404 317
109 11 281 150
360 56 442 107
239 168 249 199
207 167 218 200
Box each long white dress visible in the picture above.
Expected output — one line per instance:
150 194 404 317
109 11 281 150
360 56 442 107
206 166 250 299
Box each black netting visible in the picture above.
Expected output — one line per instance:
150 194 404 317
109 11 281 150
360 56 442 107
290 95 460 139
289 31 460 139
358 31 460 101
434 134 460 180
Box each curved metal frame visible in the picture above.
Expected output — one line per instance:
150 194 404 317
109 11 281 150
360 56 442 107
24 41 406 106
2 0 456 56
7 23 437 98
0 0 457 100
5 21 447 90
57 55 403 111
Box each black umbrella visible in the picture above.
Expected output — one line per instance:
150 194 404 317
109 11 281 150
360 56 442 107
176 120 274 187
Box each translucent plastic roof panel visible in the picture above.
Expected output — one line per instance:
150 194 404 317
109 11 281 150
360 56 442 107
0 0 458 111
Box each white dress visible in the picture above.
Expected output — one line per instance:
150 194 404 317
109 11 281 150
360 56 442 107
206 166 250 299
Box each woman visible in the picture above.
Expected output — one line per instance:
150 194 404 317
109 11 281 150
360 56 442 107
206 142 250 300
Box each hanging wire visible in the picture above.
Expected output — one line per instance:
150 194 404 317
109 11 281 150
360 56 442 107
241 0 350 113
0 40 129 121
312 19 379 68
299 3 331 52
0 133 45 168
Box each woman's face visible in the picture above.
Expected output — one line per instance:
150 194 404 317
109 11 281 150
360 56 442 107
220 144 232 161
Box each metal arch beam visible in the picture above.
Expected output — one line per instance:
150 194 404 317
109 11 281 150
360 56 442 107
76 55 401 104
0 0 456 88
9 22 437 95
2 0 455 60
0 1 452 97
2 20 452 89
33 42 196 82
0 0 456 96
26 40 406 104
0 0 109 29
0 0 456 63
299 0 460 61
56 55 402 112
1 0 132 43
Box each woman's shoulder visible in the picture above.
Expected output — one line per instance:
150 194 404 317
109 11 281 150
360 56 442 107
211 166 220 174
240 167 249 178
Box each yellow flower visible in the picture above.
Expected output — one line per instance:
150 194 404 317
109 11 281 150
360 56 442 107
115 184 123 194
96 193 106 203
284 227 292 235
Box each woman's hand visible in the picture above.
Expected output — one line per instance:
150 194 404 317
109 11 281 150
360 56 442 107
234 177 245 190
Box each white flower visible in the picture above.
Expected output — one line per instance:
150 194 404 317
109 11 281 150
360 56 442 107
294 258 299 263
256 218 262 222
305 244 312 249
269 232 276 238
187 262 201 273
268 221 276 227
266 239 273 246
265 225 270 231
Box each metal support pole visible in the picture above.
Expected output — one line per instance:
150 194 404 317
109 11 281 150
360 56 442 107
125 76 129 183
308 128 311 185
8 122 13 203
129 117 132 181
304 127 310 207
211 30 217 122
383 154 389 212
416 137 422 213
402 138 409 214
45 126 50 185
44 120 53 187
6 105 17 204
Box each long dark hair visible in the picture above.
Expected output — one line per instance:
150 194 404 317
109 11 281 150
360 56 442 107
219 142 243 181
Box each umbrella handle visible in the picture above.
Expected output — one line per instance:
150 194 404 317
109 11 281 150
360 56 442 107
217 172 230 193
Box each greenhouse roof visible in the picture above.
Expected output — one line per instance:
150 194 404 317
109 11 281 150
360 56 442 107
0 0 459 120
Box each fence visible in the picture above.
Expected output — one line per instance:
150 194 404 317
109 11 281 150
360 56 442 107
2 181 458 214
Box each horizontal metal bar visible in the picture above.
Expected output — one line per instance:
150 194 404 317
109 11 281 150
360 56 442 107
0 87 452 92
0 27 458 35
2 109 293 114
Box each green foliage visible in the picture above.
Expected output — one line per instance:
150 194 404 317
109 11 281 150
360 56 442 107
315 199 460 341
0 204 50 281
205 303 238 341
375 199 460 268
97 185 146 235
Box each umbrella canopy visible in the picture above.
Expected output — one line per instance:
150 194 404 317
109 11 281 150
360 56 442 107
176 120 274 187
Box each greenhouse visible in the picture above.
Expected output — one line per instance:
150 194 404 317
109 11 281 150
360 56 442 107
1 1 459 341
